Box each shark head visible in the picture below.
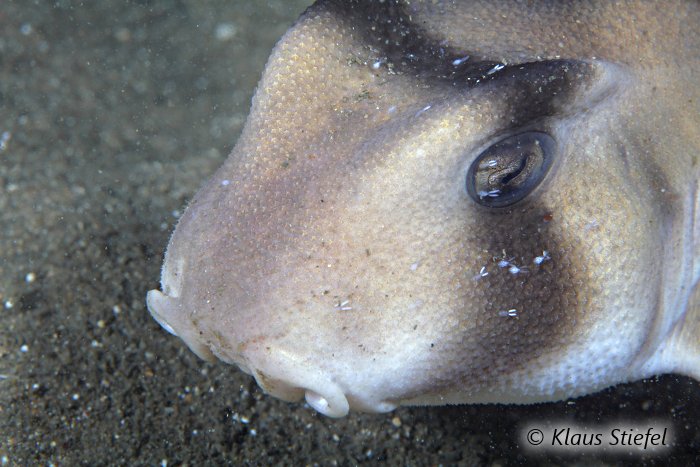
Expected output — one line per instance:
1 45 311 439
147 0 700 417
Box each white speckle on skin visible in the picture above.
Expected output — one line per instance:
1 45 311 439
0 131 11 151
487 63 505 75
221 179 230 186
72 393 80 401
414 105 432 117
472 266 489 280
498 308 518 317
410 261 419 271
478 189 501 199
584 219 600 231
533 250 551 265
451 55 470 66
214 23 237 41
4 300 13 309
20 344 28 353
508 264 528 275
371 58 385 69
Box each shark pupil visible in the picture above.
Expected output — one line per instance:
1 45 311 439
467 132 555 207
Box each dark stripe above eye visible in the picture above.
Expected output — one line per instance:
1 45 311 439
327 0 505 85
324 0 596 126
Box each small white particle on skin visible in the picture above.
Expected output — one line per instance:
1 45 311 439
20 344 28 353
534 250 551 265
4 300 13 309
451 55 470 66
410 262 419 271
214 23 237 41
498 308 518 317
472 265 489 280
415 105 432 117
0 131 11 151
221 179 230 186
478 189 501 199
487 63 505 75
584 219 600 231
25 272 36 283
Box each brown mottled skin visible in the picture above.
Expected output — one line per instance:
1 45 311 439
148 1 700 417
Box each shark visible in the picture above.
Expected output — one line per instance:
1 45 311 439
147 0 700 417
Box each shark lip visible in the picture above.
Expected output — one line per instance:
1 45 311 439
249 365 350 418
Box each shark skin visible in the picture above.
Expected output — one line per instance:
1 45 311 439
147 0 700 417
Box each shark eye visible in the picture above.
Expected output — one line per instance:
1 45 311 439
466 132 555 207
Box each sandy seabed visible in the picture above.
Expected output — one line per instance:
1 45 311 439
1 1 698 465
